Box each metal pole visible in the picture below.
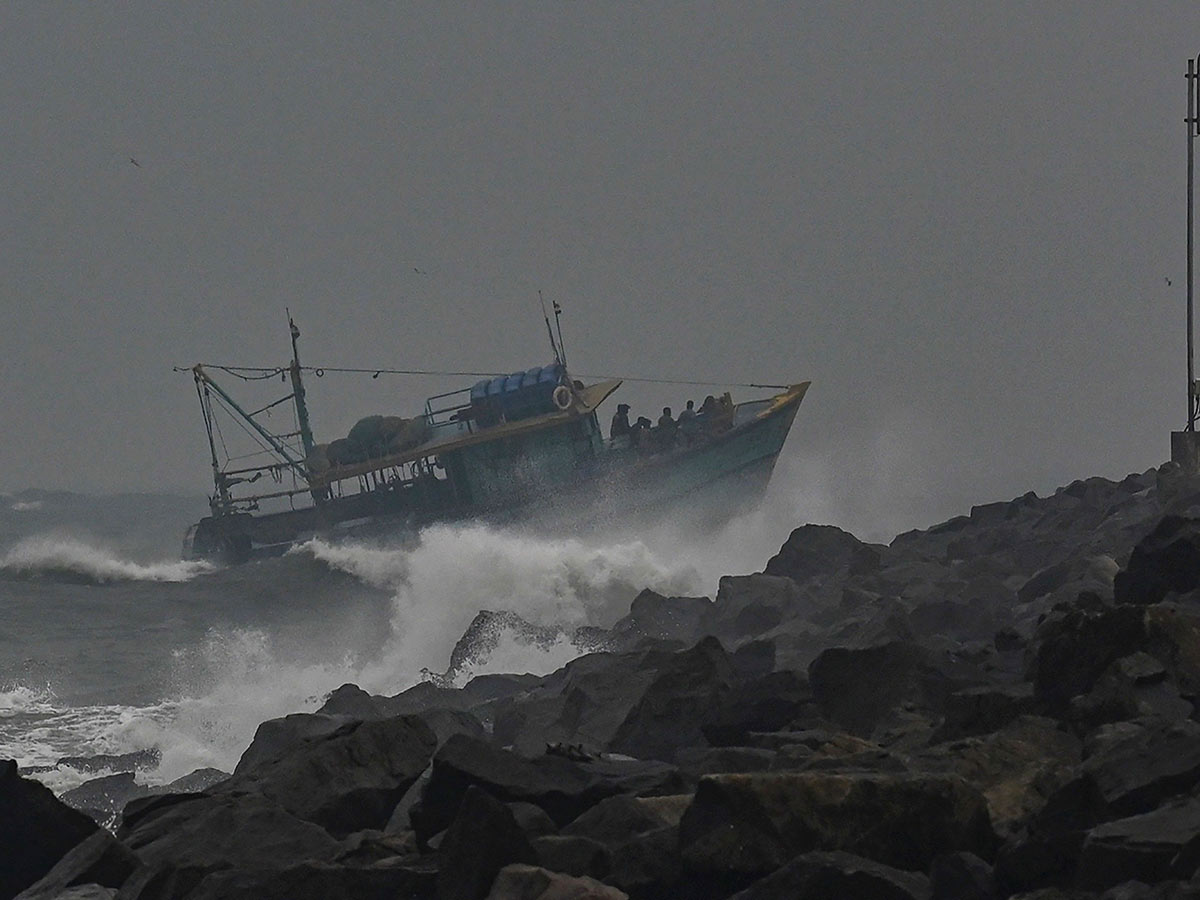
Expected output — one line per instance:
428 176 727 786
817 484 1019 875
1189 57 1196 430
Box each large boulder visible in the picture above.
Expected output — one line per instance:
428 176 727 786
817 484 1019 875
912 716 1082 837
678 771 996 880
61 773 152 830
608 589 711 646
484 864 628 900
764 524 884 583
608 636 734 761
437 786 537 900
1025 602 1147 710
126 861 438 900
410 736 617 845
728 850 932 900
117 791 341 884
0 760 99 900
1076 795 1200 891
1079 718 1200 818
11 830 139 900
706 575 807 642
807 641 978 739
700 669 818 747
218 715 437 836
490 648 669 756
233 712 351 775
1114 516 1200 605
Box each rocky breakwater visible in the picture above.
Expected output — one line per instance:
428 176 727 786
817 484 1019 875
13 463 1200 898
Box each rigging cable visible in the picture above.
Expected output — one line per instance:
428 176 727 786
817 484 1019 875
181 364 788 390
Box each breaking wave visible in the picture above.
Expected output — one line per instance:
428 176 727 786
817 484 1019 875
0 536 215 584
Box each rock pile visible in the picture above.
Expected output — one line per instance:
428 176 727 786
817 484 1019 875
12 463 1200 898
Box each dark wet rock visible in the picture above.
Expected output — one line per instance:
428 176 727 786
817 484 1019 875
484 864 628 900
728 849 931 900
674 746 775 779
992 717 1200 894
490 647 669 756
705 574 806 641
605 824 683 898
1114 516 1200 606
317 683 383 718
608 636 735 762
415 707 488 746
561 794 678 846
117 791 340 876
0 760 99 900
62 773 152 830
437 786 537 900
382 766 430 835
699 669 817 747
1098 883 1200 900
765 523 885 583
1069 652 1193 730
931 684 1037 742
1075 794 1200 891
1142 602 1200 700
929 851 996 900
912 716 1081 837
127 861 439 900
530 835 610 880
1026 603 1147 710
1081 718 1200 817
729 637 776 678
608 589 711 646
217 714 437 837
411 735 626 846
161 769 228 794
233 712 352 775
678 771 996 880
11 830 139 900
1019 556 1120 607
507 802 558 838
808 640 980 739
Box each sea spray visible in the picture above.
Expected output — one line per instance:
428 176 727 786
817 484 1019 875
299 522 702 690
0 535 215 584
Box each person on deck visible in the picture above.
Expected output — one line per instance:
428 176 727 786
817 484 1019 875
630 416 652 448
610 403 631 440
677 399 697 442
657 407 678 448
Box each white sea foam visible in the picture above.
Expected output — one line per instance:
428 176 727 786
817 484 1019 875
0 536 215 583
9 461 843 791
0 684 58 717
298 523 703 692
10 499 43 512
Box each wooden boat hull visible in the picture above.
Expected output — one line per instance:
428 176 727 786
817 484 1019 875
183 382 809 561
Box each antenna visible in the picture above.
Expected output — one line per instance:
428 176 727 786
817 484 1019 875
285 308 316 458
1185 58 1195 434
1172 55 1200 469
539 290 563 367
553 300 567 368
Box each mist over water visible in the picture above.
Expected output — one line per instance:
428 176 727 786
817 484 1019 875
0 453 870 789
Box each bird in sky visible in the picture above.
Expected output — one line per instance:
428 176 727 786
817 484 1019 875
1167 277 1174 286
413 267 427 275
129 157 141 168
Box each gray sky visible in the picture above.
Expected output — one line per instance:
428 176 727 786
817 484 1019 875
2 3 1198 536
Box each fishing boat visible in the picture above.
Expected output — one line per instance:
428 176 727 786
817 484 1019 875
180 318 809 562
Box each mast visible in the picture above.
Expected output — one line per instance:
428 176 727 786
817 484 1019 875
1189 56 1197 431
288 313 316 457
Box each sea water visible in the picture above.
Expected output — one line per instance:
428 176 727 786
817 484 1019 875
0 459 830 796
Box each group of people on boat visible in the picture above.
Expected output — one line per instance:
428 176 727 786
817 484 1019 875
608 394 730 451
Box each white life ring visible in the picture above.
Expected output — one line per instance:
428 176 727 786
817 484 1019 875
552 385 573 410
